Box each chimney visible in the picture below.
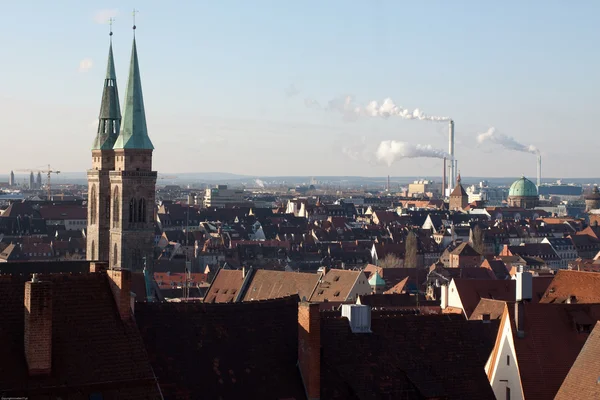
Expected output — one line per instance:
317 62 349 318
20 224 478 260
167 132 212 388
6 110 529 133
341 304 371 333
107 268 132 321
448 120 455 194
537 155 542 188
514 265 532 302
24 274 52 376
442 157 447 198
89 261 108 273
298 301 321 400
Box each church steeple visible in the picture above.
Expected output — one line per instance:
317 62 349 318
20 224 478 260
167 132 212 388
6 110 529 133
92 30 121 150
113 34 154 150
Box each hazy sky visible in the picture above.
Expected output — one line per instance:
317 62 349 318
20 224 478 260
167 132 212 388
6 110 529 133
0 1 598 178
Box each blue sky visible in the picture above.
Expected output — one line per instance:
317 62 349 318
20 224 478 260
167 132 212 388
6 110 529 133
0 1 598 178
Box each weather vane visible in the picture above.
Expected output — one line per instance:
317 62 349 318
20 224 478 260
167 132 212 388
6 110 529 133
108 17 115 37
132 8 139 31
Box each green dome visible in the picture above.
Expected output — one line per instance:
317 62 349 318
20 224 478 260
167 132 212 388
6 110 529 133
509 176 538 197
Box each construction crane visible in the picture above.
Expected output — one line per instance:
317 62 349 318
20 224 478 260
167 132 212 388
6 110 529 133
16 164 60 199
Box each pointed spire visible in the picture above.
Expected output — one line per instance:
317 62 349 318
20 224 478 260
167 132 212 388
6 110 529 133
456 172 462 184
113 31 154 150
92 30 122 150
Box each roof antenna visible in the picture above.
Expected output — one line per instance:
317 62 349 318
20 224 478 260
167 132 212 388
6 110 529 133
132 8 139 36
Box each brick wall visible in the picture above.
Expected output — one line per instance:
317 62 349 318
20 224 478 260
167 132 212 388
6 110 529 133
107 269 132 321
24 279 53 376
298 302 321 400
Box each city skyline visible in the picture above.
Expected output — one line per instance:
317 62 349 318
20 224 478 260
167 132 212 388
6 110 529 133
0 1 598 177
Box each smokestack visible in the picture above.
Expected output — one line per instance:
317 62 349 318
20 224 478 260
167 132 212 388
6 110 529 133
387 175 390 192
448 120 455 194
537 155 541 188
442 157 447 198
455 160 458 183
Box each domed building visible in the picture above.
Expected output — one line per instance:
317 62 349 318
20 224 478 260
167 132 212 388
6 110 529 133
507 176 538 209
585 185 600 212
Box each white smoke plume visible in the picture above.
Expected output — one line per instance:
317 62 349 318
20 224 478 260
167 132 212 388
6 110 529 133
477 127 539 154
309 95 451 122
254 178 266 188
376 141 448 166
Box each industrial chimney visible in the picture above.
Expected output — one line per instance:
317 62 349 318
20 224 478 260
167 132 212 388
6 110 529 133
537 155 542 188
448 120 455 194
442 157 447 198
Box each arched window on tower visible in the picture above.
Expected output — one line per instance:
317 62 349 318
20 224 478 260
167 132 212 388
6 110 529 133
91 240 95 261
90 185 97 225
113 187 120 228
105 195 111 221
129 198 137 223
138 198 146 223
113 243 118 267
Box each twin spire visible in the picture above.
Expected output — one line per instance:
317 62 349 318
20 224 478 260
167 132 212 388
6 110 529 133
92 23 153 151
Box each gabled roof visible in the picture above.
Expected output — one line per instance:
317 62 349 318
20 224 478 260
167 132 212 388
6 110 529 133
0 273 161 397
555 321 600 399
113 38 154 150
541 270 600 304
449 242 481 257
450 183 467 197
508 303 600 400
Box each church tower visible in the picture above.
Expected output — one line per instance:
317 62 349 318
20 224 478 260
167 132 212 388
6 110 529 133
449 173 469 211
109 27 157 271
87 28 121 262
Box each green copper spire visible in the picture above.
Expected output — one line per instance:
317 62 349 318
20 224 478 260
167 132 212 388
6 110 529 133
113 36 154 150
92 41 122 150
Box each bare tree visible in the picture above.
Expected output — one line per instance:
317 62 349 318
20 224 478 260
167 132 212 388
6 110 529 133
379 253 402 268
404 231 418 268
471 225 485 255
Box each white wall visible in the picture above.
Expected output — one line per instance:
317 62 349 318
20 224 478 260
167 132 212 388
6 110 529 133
346 273 372 302
489 317 524 400
442 279 465 316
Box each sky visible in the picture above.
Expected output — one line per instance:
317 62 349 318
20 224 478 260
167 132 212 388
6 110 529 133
0 1 598 179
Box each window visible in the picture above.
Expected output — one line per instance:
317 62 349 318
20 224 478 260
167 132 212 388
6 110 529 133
506 387 511 400
113 244 118 267
91 241 95 261
129 198 137 223
90 185 97 224
113 187 120 228
506 355 510 366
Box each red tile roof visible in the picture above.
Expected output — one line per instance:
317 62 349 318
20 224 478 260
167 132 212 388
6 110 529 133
242 269 319 302
135 295 305 400
0 273 161 397
508 303 600 400
38 204 87 220
541 270 600 304
555 321 600 399
203 269 244 303
310 269 367 302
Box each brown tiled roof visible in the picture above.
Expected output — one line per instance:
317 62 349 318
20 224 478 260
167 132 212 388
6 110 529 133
38 204 87 220
453 276 552 317
136 295 306 400
383 276 409 294
242 269 319 301
555 321 600 399
358 293 439 310
508 303 600 400
469 298 507 320
450 242 481 256
541 270 600 304
0 273 161 398
309 269 366 302
320 311 497 399
450 184 467 197
203 269 244 303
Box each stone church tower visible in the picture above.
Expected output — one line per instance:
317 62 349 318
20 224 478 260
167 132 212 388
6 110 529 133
449 173 469 211
87 38 121 262
109 33 157 271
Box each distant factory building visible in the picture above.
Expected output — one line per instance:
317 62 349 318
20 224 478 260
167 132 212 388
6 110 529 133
203 185 245 208
407 179 440 198
538 181 582 198
507 176 539 209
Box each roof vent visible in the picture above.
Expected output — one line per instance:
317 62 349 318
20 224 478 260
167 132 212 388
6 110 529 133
341 304 371 333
